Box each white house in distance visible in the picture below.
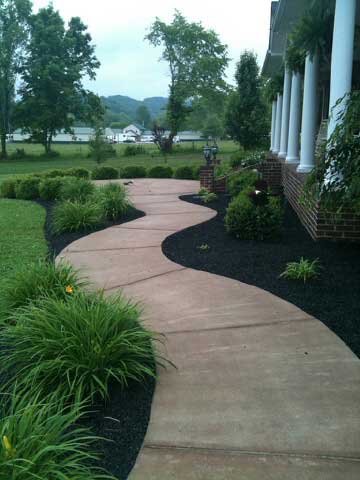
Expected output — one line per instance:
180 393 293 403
262 0 360 241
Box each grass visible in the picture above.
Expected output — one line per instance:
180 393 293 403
0 200 48 293
0 141 239 183
280 257 321 283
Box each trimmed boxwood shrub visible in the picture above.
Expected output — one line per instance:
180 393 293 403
225 192 283 241
148 165 173 178
192 165 201 180
39 177 64 201
59 177 95 203
174 165 194 179
227 170 258 197
120 165 147 178
52 200 105 234
15 176 41 200
0 178 19 198
66 167 90 178
92 166 119 180
43 169 69 178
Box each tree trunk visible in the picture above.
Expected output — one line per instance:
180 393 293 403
0 133 7 159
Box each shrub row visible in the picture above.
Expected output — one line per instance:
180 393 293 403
0 260 160 478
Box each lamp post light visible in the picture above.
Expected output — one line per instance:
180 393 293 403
203 144 212 165
211 142 219 162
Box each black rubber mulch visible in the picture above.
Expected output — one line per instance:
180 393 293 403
162 194 360 357
37 200 153 479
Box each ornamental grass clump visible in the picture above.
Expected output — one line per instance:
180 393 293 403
280 257 321 283
0 292 161 402
0 260 84 322
95 183 131 221
0 390 114 480
59 177 95 203
52 200 105 234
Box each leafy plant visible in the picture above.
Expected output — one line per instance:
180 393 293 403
227 170 258 197
66 167 90 178
0 178 19 198
14 176 41 200
95 183 130 221
174 165 194 179
229 148 245 168
148 165 173 178
59 177 95 203
0 292 161 401
52 200 104 234
92 166 119 180
123 145 145 157
280 257 321 283
197 243 210 251
198 187 209 196
38 176 63 201
120 165 147 178
202 192 218 203
88 125 116 164
0 390 115 479
0 260 85 321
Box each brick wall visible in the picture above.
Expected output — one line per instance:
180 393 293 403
257 157 283 193
200 166 214 191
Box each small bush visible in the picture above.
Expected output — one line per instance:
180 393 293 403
52 200 104 234
59 177 95 203
225 193 283 241
174 165 194 179
198 187 209 196
43 150 60 158
123 145 145 157
192 165 201 180
280 257 321 283
202 192 218 204
38 176 63 201
9 148 26 160
0 178 18 198
43 169 70 178
227 170 258 197
95 183 130 221
0 391 113 479
92 166 119 180
0 292 159 401
229 147 246 169
148 165 173 178
120 165 147 178
66 167 90 178
14 176 41 200
0 260 84 320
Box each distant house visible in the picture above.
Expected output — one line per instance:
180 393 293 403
123 123 146 141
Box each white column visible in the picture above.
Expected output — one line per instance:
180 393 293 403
270 100 277 152
273 93 283 154
297 52 319 173
279 69 292 158
327 0 356 139
286 71 302 164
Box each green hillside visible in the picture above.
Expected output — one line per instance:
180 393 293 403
101 95 167 127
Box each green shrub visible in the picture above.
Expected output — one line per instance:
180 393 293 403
59 177 95 202
174 165 194 179
9 147 26 160
92 165 119 180
0 260 84 321
148 165 173 178
0 178 18 198
66 167 90 178
52 200 104 234
14 176 41 200
43 169 69 178
192 165 201 180
280 257 321 283
123 144 145 157
0 292 159 401
96 183 130 221
198 187 209 196
203 192 218 203
227 170 258 197
225 193 283 240
39 176 64 201
120 165 147 178
0 391 113 479
229 147 246 168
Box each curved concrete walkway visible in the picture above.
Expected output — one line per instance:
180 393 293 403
58 179 360 479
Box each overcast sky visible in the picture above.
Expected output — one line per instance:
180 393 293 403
32 0 273 100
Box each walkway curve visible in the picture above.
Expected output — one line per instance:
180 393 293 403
58 179 360 479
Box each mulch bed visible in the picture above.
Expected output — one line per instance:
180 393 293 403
38 200 153 479
162 194 360 358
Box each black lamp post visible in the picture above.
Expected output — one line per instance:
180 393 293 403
203 144 212 165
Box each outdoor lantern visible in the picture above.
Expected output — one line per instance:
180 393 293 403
203 144 211 165
211 143 219 161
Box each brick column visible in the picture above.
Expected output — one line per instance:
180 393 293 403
200 165 215 192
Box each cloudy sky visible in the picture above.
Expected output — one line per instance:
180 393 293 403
32 0 273 100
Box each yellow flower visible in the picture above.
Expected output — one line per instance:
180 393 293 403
2 435 15 458
65 285 74 294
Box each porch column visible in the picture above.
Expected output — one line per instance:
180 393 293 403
273 93 283 154
279 69 292 158
297 52 319 173
286 71 302 164
270 100 277 152
327 0 356 139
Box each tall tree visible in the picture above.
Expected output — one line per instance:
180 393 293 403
225 51 268 149
146 10 228 152
17 5 101 153
135 104 151 128
0 0 31 159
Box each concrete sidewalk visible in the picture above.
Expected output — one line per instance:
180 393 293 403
59 179 360 479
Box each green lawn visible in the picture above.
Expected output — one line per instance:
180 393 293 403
0 141 239 183
0 200 48 290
